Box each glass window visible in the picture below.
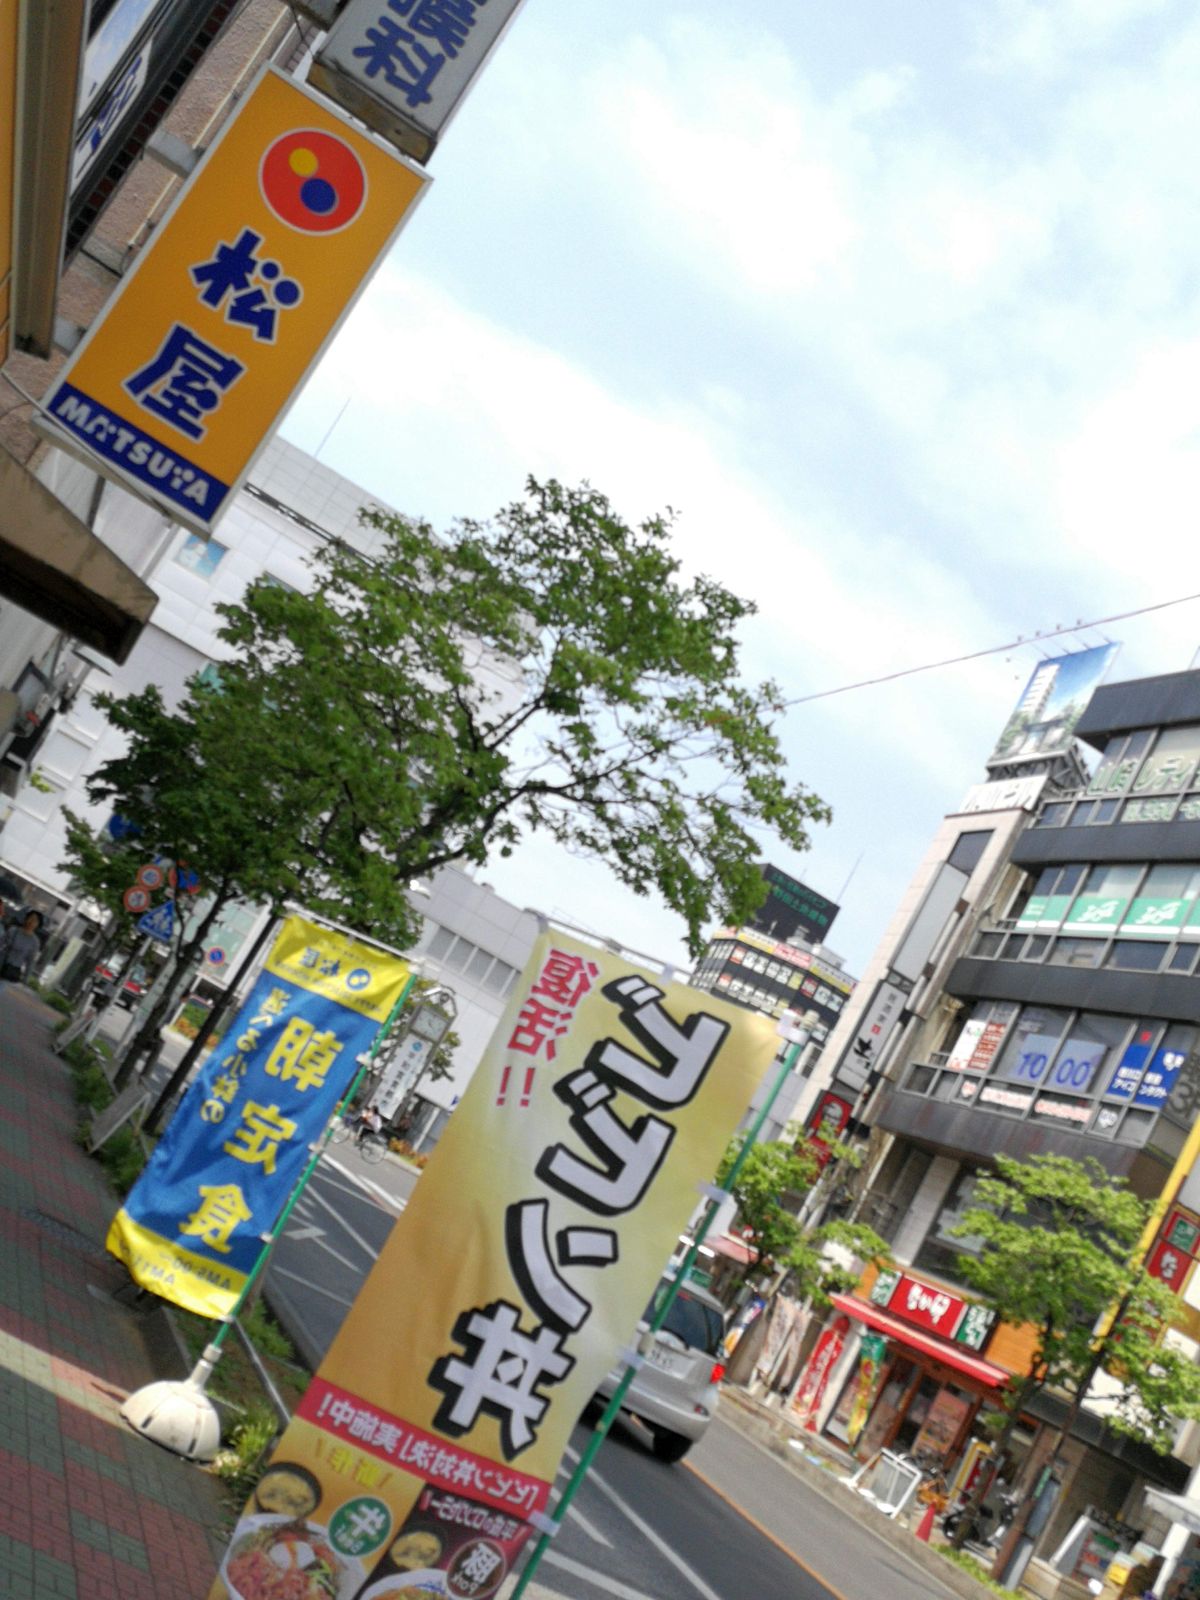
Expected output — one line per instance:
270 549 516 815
1088 729 1153 796
1048 937 1105 968
1123 796 1179 823
1044 1013 1130 1095
444 937 474 973
1075 798 1120 825
1134 725 1200 794
994 1006 1070 1086
1000 933 1028 959
643 1282 724 1355
1169 945 1200 975
465 945 494 983
1035 803 1072 828
426 925 454 961
1080 863 1143 897
1179 795 1200 823
972 930 1005 958
1108 941 1167 972
948 830 993 871
1023 935 1050 959
173 533 226 578
1056 863 1088 895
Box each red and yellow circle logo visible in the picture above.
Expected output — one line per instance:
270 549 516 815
259 128 367 234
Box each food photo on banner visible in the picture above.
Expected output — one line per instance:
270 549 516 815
107 915 411 1319
207 930 777 1600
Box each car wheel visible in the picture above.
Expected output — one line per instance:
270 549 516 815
650 1428 692 1464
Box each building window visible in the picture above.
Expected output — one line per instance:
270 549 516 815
1107 940 1167 972
1034 803 1072 828
947 830 994 871
1132 725 1200 796
1168 944 1200 975
1074 797 1120 825
1087 728 1154 797
1048 936 1105 968
173 533 227 578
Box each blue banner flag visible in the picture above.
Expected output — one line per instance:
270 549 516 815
107 915 410 1317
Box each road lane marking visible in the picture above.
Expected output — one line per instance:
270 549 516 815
268 1265 353 1307
544 1551 658 1599
683 1458 856 1600
302 1178 387 1258
323 1156 408 1212
578 1462 727 1600
566 1503 613 1548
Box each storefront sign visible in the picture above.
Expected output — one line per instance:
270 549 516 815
1148 1238 1191 1290
1015 893 1073 931
1031 1095 1093 1125
979 1082 1034 1114
832 979 906 1093
957 774 1047 815
946 1017 1009 1074
209 932 775 1600
1061 894 1132 935
1134 1043 1189 1109
846 1331 887 1446
1105 1029 1157 1101
1120 896 1194 939
310 0 527 164
42 68 428 533
868 1271 995 1350
108 916 411 1317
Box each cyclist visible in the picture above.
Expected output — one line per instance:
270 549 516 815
354 1103 384 1148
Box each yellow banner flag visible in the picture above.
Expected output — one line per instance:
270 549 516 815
208 930 776 1599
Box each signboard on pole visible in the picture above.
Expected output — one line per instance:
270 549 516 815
107 915 411 1318
137 900 176 943
207 931 775 1600
987 644 1120 769
832 980 907 1094
310 0 528 164
41 67 429 533
376 1031 435 1119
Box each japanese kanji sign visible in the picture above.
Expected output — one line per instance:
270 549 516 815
40 67 428 534
108 915 410 1318
310 0 527 164
207 931 775 1600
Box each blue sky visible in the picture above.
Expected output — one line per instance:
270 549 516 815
282 0 1200 977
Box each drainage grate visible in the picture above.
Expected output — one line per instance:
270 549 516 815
20 1208 109 1264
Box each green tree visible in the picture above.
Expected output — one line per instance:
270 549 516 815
63 478 829 1098
717 1135 887 1296
949 1154 1200 1555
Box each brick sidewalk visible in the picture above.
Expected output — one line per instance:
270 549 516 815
0 985 228 1600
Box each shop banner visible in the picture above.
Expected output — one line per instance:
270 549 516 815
791 1314 850 1433
846 1331 887 1447
208 932 775 1600
41 67 428 532
108 916 410 1317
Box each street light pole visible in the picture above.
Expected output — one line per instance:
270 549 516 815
510 1009 819 1600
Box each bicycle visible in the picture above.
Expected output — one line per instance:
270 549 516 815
357 1130 389 1165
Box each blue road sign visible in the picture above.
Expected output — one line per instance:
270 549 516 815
137 901 175 943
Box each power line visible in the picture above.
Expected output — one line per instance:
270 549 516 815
782 590 1200 708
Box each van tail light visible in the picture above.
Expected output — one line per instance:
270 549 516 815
710 1362 726 1385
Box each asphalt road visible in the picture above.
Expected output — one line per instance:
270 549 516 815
264 1144 417 1367
264 1159 961 1600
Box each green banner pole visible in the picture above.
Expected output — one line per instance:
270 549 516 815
511 1014 815 1600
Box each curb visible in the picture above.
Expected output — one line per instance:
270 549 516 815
718 1388 1000 1600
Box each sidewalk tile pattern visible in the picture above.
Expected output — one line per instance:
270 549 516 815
0 988 228 1598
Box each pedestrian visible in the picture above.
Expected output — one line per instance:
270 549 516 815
0 908 44 990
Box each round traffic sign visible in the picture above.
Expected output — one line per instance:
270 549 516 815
206 947 226 966
123 885 151 913
136 863 166 890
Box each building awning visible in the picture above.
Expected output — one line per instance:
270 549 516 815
709 1233 758 1266
0 449 156 663
829 1292 1012 1389
1144 1488 1200 1536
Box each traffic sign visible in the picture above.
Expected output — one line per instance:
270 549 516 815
137 901 176 943
207 947 226 966
123 885 151 914
136 863 166 890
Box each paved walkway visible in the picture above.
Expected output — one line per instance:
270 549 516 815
0 985 227 1600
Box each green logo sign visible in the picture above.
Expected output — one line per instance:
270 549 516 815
329 1495 392 1558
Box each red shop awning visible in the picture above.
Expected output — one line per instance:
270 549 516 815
709 1233 758 1265
829 1292 1012 1389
